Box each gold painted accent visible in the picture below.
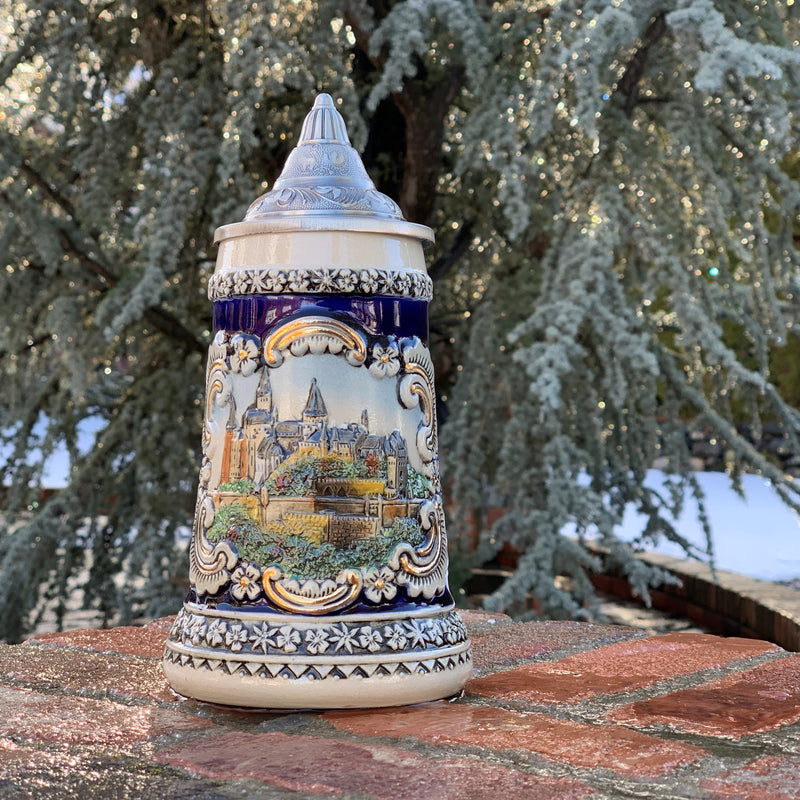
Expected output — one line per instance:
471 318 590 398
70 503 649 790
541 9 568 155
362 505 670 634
389 498 446 590
399 515 442 575
261 567 363 614
263 316 367 367
403 364 433 426
399 534 442 576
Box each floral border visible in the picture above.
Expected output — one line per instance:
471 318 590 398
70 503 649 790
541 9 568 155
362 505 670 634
208 267 433 301
167 606 469 658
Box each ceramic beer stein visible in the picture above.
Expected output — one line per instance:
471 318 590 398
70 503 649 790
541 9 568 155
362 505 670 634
163 94 472 708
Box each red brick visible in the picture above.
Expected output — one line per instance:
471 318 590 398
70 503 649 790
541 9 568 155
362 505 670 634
702 755 800 799
458 609 512 628
467 632 777 705
0 738 86 780
144 616 177 632
0 642 174 703
156 730 596 799
0 686 212 746
325 702 706 777
470 620 644 674
24 625 168 659
608 654 800 738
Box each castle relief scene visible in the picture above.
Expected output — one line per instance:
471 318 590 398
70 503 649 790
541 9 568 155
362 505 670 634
189 316 449 614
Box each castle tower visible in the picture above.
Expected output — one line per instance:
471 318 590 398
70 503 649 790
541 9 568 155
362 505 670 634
301 378 328 437
220 398 245 484
255 432 286 484
384 430 408 498
256 368 272 414
230 431 247 483
244 373 273 482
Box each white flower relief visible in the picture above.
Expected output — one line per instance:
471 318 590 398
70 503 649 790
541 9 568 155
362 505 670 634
265 272 287 293
304 628 330 654
313 269 337 292
274 625 301 653
249 622 274 654
363 566 398 603
445 618 465 644
229 334 260 376
358 626 383 653
225 623 248 652
233 271 251 295
424 619 445 646
337 269 358 292
384 624 408 651
287 270 307 293
403 619 428 649
230 563 263 601
249 271 268 293
217 273 234 294
187 616 207 646
359 269 380 294
368 342 400 379
328 623 359 654
393 272 412 294
205 618 227 648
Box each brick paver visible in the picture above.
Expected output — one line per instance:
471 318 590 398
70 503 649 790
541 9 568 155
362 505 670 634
24 624 169 658
0 614 797 799
703 755 800 799
608 653 800 737
466 631 778 705
0 641 174 703
327 703 707 776
0 685 212 746
156 730 597 799
469 619 645 673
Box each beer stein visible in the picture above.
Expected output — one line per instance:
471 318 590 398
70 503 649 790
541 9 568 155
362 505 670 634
163 94 471 708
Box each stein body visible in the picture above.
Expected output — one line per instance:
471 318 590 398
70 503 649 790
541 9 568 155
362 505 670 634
163 95 471 708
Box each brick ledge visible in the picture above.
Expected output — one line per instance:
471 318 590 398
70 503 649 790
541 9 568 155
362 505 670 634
591 549 800 651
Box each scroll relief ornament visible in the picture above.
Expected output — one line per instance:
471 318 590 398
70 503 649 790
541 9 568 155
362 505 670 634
189 317 449 613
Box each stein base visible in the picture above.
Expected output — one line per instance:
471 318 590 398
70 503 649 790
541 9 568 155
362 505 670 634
162 602 472 710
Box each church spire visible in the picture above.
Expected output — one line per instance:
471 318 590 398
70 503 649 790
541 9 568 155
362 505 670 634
225 396 239 431
256 368 272 413
302 378 328 421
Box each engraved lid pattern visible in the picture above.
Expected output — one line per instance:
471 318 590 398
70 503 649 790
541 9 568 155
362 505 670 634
245 94 404 221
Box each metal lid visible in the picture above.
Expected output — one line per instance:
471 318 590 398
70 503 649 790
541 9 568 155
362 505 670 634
220 94 432 244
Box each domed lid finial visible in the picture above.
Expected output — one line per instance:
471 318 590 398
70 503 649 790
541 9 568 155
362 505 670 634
244 93 404 222
296 93 351 145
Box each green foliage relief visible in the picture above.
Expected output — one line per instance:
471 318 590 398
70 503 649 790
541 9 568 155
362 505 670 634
265 451 387 496
219 479 260 494
2 0 800 639
206 502 425 580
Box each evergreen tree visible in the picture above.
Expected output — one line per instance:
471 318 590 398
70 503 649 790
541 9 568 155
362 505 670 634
1 0 799 639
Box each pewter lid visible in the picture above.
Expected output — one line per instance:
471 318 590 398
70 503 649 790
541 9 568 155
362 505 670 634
231 94 431 245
